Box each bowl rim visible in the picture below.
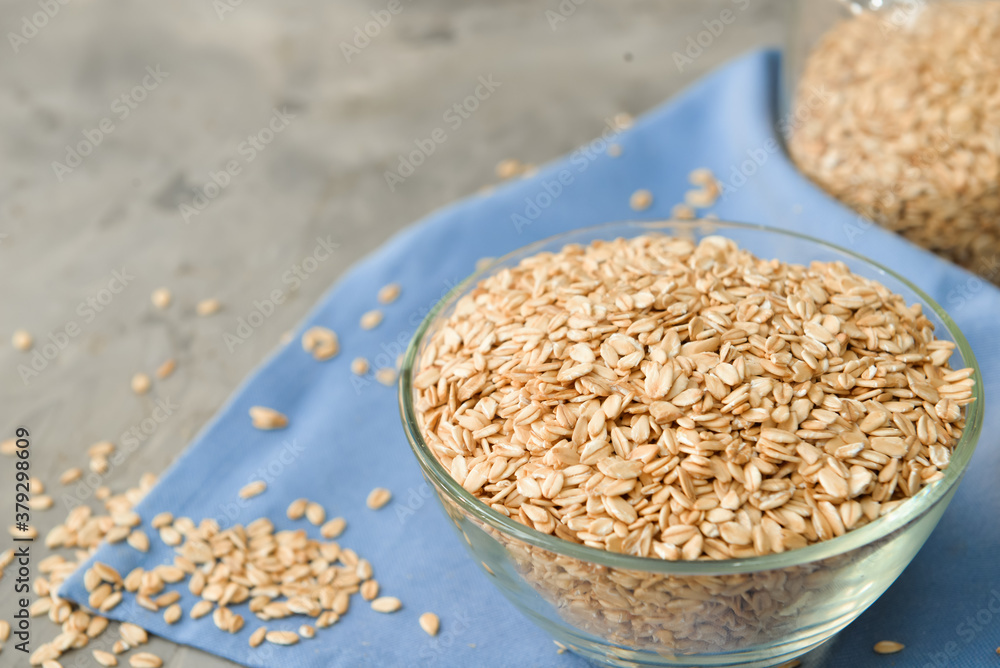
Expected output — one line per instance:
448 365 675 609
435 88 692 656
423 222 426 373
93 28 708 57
398 219 984 575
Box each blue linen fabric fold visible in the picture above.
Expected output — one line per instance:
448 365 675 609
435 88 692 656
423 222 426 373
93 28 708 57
60 49 1000 668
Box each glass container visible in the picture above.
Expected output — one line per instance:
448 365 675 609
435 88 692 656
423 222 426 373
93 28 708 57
783 0 1000 279
399 220 984 668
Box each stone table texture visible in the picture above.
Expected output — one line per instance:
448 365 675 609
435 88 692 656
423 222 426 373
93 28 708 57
0 1 783 666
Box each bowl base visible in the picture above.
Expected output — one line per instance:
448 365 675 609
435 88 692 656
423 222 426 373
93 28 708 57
549 624 839 668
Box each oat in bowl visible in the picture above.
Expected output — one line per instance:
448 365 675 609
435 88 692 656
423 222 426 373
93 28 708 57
399 221 982 668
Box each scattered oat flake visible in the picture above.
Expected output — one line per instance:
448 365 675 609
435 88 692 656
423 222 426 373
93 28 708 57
129 652 163 668
671 203 696 219
95 564 121 588
31 647 60 665
360 309 383 330
158 565 185 583
155 359 176 379
93 649 118 666
316 611 339 628
213 606 231 631
196 298 222 316
366 487 391 510
131 372 151 395
495 158 525 180
105 525 130 543
287 498 308 520
688 167 715 186
100 591 123 612
874 641 905 654
496 158 526 179
160 526 182 546
419 612 440 636
150 288 171 309
361 579 380 601
0 438 16 455
685 188 717 208
90 611 113 631
163 603 182 624
320 517 346 539
239 481 267 499
371 596 402 613
629 189 653 211
249 626 267 648
88 440 115 458
302 326 339 361
375 367 397 386
475 257 495 272
305 502 326 526
191 600 213 619
28 479 46 494
29 494 54 510
351 357 370 375
606 143 622 157
155 591 180 607
22 471 410 664
151 512 173 528
614 112 633 129
12 329 32 351
249 406 288 430
266 630 299 645
127 530 150 552
377 283 401 304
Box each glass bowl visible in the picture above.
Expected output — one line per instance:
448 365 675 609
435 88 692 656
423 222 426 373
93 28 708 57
398 220 984 668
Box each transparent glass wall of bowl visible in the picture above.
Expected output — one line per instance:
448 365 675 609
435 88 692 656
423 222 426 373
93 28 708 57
429 477 959 668
400 221 983 668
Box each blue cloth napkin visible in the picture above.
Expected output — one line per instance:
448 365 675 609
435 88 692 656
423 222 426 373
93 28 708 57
60 49 1000 668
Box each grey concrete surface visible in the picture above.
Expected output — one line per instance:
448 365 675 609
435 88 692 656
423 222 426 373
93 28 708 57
0 1 783 666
